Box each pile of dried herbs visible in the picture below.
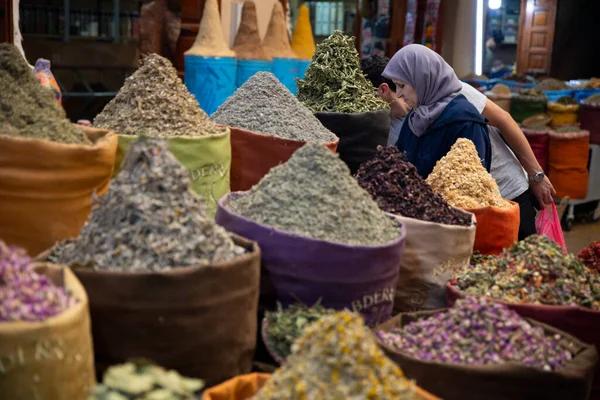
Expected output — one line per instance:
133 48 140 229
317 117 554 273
185 0 235 57
427 139 513 209
232 1 269 60
297 30 388 113
228 143 401 246
516 88 547 101
262 2 296 59
377 296 574 371
450 235 600 310
470 251 494 266
93 54 227 137
91 360 204 400
556 96 577 105
49 137 244 272
536 78 569 91
578 241 600 273
252 311 416 399
0 43 90 145
555 125 582 133
0 240 77 322
585 93 600 104
211 72 336 142
264 302 337 359
355 146 472 226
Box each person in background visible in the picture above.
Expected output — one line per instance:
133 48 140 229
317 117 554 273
360 55 411 146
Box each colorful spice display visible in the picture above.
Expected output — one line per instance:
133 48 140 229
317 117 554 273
264 302 337 359
262 2 296 59
537 78 569 91
253 311 416 399
290 4 316 60
297 31 388 113
427 139 513 209
94 54 226 137
91 361 204 399
0 43 90 145
377 296 574 371
451 235 600 310
229 143 401 246
355 146 472 226
211 72 336 142
0 240 77 322
185 0 235 57
232 1 269 60
49 138 244 271
578 241 600 272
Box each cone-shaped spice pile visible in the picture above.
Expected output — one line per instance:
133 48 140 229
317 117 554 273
0 43 90 144
291 4 316 60
252 311 416 399
262 2 296 59
232 1 270 60
185 0 235 57
297 31 388 113
49 138 244 272
427 138 512 209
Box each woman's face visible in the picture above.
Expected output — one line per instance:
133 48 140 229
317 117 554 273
393 80 418 109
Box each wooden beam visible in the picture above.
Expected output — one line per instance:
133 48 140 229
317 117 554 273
389 0 408 57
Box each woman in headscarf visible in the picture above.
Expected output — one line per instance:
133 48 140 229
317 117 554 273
383 44 491 178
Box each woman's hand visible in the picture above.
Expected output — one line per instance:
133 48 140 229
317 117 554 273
530 176 556 206
389 97 411 119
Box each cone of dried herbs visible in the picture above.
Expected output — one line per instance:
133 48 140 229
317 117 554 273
427 138 513 209
0 43 90 145
252 311 416 399
451 235 600 310
264 302 337 360
297 30 388 113
232 1 270 60
228 142 401 246
49 137 244 272
262 2 297 59
93 53 227 137
185 0 235 57
211 72 336 142
355 146 472 226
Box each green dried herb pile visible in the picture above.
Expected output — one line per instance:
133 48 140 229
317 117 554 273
265 303 336 359
536 78 569 91
50 137 244 272
0 43 90 145
91 360 204 400
451 235 600 310
297 30 388 113
252 311 416 399
228 143 401 246
94 54 226 137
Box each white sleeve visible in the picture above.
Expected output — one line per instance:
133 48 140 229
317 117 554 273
459 82 487 114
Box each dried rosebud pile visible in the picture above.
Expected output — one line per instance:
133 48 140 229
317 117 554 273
377 296 574 371
578 241 600 273
355 146 472 226
451 235 600 310
0 240 77 322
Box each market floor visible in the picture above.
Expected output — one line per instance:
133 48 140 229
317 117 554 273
564 221 600 254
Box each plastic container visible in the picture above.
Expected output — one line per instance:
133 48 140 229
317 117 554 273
580 102 600 145
236 59 273 88
296 59 311 81
271 58 298 94
184 55 237 115
543 89 574 102
574 88 600 104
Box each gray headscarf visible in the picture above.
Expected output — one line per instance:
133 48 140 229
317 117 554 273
382 44 462 137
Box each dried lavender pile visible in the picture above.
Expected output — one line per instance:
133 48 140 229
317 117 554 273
253 311 416 400
536 78 569 91
93 54 226 137
211 72 336 143
355 146 472 227
427 139 513 209
377 296 574 371
297 31 388 113
0 43 90 145
1 241 77 322
229 143 401 246
451 235 600 310
50 138 244 272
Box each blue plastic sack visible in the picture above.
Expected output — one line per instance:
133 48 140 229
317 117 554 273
272 58 298 94
184 55 237 115
236 60 272 88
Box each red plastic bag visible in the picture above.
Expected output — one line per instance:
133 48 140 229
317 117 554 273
536 202 567 251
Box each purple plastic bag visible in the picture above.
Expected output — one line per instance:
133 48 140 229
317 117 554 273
216 192 406 327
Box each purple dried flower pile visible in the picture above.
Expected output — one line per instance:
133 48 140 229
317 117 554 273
0 240 77 322
355 146 472 227
377 296 574 371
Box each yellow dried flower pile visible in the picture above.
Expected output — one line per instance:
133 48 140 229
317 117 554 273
252 311 416 400
427 138 512 209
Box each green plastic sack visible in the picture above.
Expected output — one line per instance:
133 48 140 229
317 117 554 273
113 132 231 217
510 97 547 123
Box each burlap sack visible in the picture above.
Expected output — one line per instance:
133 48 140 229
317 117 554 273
0 264 95 400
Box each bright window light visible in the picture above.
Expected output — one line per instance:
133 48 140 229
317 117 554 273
489 0 502 10
475 0 484 75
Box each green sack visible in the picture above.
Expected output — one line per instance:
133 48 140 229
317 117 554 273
510 97 548 123
113 131 231 217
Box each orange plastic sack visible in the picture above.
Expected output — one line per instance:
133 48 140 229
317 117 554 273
549 131 590 199
464 201 520 255
229 127 339 191
0 127 118 256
